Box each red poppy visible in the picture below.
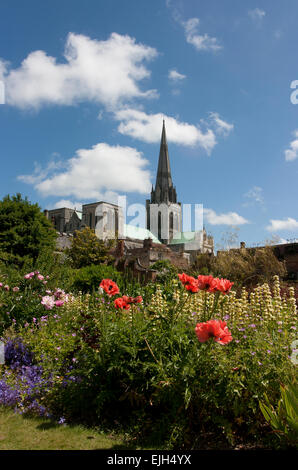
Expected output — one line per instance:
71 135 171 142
195 319 233 345
114 295 143 310
125 295 143 304
215 278 234 294
178 273 199 293
99 279 120 297
197 275 218 293
114 297 130 310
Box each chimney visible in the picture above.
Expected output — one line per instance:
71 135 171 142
44 209 49 219
143 238 153 250
240 242 246 249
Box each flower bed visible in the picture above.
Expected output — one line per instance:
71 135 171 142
0 272 297 449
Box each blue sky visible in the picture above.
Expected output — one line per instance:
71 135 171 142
1 0 298 249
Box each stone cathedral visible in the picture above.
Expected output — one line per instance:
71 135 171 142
45 121 214 265
146 120 182 245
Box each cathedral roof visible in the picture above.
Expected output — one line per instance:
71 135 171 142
121 224 161 244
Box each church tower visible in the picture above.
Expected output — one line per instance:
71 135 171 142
146 120 182 244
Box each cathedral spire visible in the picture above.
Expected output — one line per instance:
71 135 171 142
156 120 173 190
151 120 177 204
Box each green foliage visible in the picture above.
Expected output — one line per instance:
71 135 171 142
0 193 56 267
150 260 178 283
65 227 114 269
259 381 298 446
71 264 123 293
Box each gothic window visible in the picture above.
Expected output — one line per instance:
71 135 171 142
169 212 174 239
103 211 107 232
158 211 161 240
108 210 113 231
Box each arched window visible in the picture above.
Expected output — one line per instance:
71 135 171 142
158 211 161 240
169 212 174 239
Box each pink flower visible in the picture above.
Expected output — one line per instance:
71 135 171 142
41 295 55 310
55 300 65 307
4 285 9 291
12 287 19 292
24 272 35 279
0 283 3 288
37 274 44 281
54 289 65 299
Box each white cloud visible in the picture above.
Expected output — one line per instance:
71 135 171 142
18 142 152 200
1 32 158 110
285 130 298 161
168 69 186 82
208 112 234 136
275 237 298 244
183 18 222 52
248 8 266 24
204 208 249 226
18 160 64 185
114 108 226 153
266 218 298 232
243 186 264 205
53 200 83 211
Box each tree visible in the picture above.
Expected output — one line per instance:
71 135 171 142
66 226 114 268
0 193 56 266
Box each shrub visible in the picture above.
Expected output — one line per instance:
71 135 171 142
71 264 123 293
150 260 178 284
205 246 287 289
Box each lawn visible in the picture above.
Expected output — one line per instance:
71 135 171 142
0 407 128 450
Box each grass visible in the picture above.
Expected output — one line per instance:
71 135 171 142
0 406 130 450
